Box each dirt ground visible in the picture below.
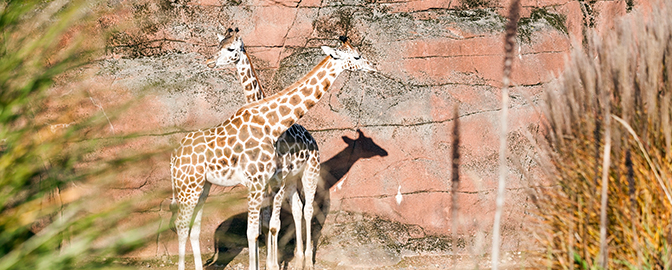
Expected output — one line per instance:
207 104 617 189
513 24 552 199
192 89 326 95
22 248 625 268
109 211 534 270
111 253 531 270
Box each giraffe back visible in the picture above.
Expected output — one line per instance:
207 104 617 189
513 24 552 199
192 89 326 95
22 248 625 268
171 109 278 191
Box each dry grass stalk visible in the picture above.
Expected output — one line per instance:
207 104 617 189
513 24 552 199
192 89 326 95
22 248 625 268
492 0 520 268
451 104 460 269
598 95 611 268
625 149 643 268
532 0 672 268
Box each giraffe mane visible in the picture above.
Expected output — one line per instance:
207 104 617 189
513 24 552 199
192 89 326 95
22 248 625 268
237 56 331 110
242 49 265 95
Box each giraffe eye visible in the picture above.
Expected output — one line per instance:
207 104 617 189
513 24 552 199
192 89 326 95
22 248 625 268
227 48 235 52
354 56 361 60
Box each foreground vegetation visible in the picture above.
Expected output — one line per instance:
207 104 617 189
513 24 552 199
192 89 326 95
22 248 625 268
0 1 166 269
532 1 672 268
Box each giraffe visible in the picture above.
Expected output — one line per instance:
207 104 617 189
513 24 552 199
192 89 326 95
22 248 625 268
204 129 389 268
170 35 375 270
206 28 320 270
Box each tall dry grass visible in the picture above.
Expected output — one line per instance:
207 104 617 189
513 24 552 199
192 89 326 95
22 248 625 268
532 1 672 268
451 104 461 269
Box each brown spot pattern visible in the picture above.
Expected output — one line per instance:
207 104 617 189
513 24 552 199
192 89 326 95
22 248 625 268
279 105 291 116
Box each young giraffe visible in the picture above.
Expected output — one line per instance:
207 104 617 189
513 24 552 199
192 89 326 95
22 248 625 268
170 36 375 270
206 28 320 270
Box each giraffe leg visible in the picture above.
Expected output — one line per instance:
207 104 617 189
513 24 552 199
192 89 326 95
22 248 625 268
190 182 211 270
176 200 196 270
190 208 204 270
288 187 304 270
266 178 285 270
247 189 262 270
302 154 320 270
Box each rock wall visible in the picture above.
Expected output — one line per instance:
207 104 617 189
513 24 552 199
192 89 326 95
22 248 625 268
81 0 643 259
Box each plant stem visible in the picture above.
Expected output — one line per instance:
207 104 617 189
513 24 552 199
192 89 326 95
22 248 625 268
492 0 520 268
598 105 611 268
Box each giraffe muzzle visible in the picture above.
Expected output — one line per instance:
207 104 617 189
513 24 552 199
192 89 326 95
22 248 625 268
362 61 376 73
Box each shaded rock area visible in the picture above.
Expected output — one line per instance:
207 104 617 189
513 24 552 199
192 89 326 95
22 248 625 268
67 0 646 265
316 211 456 268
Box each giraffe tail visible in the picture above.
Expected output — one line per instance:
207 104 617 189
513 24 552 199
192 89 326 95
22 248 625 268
169 199 178 233
169 155 178 233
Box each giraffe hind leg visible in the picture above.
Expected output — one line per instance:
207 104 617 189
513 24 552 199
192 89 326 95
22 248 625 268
175 178 209 270
189 182 211 270
176 199 196 270
301 152 320 270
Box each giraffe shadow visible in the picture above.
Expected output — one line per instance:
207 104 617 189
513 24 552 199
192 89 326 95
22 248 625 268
203 209 298 270
311 129 388 262
204 129 388 269
203 212 247 269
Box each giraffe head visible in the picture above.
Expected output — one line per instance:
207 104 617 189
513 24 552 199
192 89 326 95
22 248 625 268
342 129 388 158
206 28 244 68
321 36 375 73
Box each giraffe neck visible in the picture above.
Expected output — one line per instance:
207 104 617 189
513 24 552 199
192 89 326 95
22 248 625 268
241 56 343 138
237 51 265 103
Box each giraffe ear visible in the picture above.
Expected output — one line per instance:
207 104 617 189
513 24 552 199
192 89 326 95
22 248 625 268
217 33 226 42
342 136 354 145
321 46 339 59
238 38 246 51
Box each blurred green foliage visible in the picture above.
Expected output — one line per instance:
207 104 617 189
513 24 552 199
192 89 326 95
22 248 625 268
0 1 164 269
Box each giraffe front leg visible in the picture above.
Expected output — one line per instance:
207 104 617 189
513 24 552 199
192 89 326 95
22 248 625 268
247 190 262 270
266 183 285 270
302 195 315 270
302 157 320 270
289 189 305 270
190 208 204 270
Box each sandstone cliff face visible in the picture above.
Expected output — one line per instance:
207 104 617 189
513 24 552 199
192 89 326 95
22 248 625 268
82 0 636 262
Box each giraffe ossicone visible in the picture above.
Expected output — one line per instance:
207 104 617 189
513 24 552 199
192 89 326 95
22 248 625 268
171 29 374 270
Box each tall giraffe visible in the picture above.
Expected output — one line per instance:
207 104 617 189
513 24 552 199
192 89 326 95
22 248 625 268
206 28 320 270
170 35 375 270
